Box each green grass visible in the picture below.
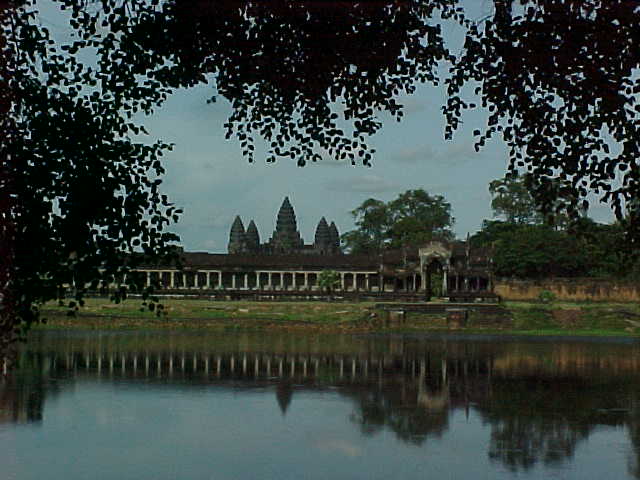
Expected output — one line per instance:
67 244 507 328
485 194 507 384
40 298 379 331
37 297 640 337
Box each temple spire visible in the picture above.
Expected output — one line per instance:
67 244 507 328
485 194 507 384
245 220 260 252
269 197 303 253
314 217 331 250
228 215 247 254
275 196 298 234
329 221 340 250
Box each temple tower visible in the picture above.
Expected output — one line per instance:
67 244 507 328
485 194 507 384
245 220 260 253
228 215 247 254
329 221 340 251
269 197 304 253
314 217 331 253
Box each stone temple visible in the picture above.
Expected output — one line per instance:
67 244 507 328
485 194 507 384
228 197 341 255
135 197 495 300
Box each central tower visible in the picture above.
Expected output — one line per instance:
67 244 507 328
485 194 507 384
268 197 304 253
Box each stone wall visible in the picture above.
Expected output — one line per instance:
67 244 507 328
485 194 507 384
494 278 640 302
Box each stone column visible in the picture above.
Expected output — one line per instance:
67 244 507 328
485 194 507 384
267 272 273 290
244 273 248 290
442 269 448 296
464 277 469 292
218 271 223 289
365 274 370 291
304 273 309 290
194 271 199 289
170 271 175 289
292 272 297 291
340 272 346 291
145 271 151 288
206 272 211 289
232 274 237 290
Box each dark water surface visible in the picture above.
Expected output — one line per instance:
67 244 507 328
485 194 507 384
2 330 640 480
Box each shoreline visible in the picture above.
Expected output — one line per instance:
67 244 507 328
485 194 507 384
36 298 640 338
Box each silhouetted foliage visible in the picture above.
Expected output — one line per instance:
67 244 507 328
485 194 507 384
474 218 636 279
445 0 640 244
2 0 640 346
342 189 453 254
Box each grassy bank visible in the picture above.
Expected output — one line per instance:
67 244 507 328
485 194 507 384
39 298 378 331
37 297 640 336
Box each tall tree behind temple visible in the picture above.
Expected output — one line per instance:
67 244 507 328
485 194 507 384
342 189 453 254
387 190 454 248
489 174 579 229
489 175 543 225
342 199 391 254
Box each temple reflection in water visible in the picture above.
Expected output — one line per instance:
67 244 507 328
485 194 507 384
2 331 640 476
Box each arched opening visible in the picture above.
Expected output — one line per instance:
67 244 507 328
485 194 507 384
424 258 445 301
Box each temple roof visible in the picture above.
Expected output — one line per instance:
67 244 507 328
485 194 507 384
314 217 331 246
328 221 339 248
229 216 245 241
177 252 379 269
246 220 260 249
140 243 491 271
275 196 298 234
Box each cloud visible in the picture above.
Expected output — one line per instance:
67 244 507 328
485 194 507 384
311 159 351 168
392 140 483 165
440 141 482 162
325 174 399 193
395 145 438 163
201 238 218 251
313 439 362 458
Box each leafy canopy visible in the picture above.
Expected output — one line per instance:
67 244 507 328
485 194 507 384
489 175 543 225
2 0 640 346
446 0 640 242
489 173 578 228
342 189 454 254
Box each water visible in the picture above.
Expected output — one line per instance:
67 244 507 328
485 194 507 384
2 330 640 479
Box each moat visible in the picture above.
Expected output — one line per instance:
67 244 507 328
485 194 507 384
2 330 640 479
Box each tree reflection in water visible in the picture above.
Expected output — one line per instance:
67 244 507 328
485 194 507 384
480 377 625 471
3 331 640 476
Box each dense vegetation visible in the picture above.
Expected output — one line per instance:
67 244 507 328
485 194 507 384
474 175 637 279
2 1 639 345
341 189 454 254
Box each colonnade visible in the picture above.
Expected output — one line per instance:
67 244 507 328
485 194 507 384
448 274 490 294
134 269 490 294
136 269 398 292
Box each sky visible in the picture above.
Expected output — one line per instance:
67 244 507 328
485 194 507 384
36 0 614 253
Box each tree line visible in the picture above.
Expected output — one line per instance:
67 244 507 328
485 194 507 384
342 178 638 280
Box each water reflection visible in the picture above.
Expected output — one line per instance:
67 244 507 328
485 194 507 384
2 330 640 478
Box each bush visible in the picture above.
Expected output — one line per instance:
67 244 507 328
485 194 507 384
538 290 557 304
